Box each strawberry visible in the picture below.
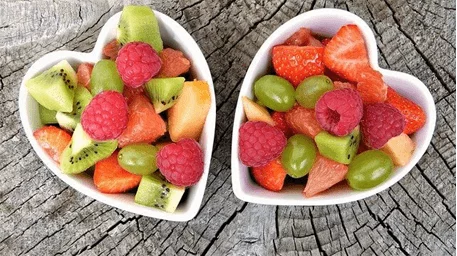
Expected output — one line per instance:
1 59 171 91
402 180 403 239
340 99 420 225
251 158 287 192
76 63 93 89
386 87 426 134
308 36 323 47
271 111 293 137
33 126 71 163
323 24 372 82
356 69 387 103
272 45 325 87
321 38 331 46
333 81 356 90
284 28 312 46
303 155 348 197
94 151 142 193
285 105 322 138
103 39 120 60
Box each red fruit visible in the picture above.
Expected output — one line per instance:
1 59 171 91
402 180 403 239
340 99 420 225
357 140 370 154
157 48 191 78
272 45 325 86
323 25 372 82
77 63 93 89
157 138 204 186
33 126 71 163
123 85 146 104
285 105 322 138
116 42 161 88
333 81 356 90
271 111 293 137
251 158 287 192
308 36 323 47
284 28 312 46
356 70 387 103
361 103 405 149
386 87 426 134
321 38 331 46
324 68 349 83
315 88 363 136
103 39 120 60
81 91 128 141
117 94 166 148
94 151 141 193
303 155 348 197
238 121 287 167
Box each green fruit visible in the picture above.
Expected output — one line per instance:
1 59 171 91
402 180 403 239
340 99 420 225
60 124 118 174
145 77 185 113
295 75 333 108
118 144 158 175
134 173 185 213
315 127 360 164
347 150 394 190
39 105 57 124
56 86 93 131
281 134 317 178
118 5 163 52
254 75 295 112
26 60 77 112
90 60 124 96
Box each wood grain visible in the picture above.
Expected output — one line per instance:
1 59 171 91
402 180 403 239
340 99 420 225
0 0 455 255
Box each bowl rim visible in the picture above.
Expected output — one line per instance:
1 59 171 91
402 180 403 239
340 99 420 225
230 8 436 206
19 10 216 221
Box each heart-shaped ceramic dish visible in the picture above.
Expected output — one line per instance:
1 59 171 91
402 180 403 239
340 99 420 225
19 10 216 221
231 8 436 205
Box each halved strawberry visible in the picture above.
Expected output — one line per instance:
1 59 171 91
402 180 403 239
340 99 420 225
272 45 325 87
103 39 120 60
33 126 71 163
303 155 348 197
285 105 322 138
271 111 293 137
94 151 141 193
251 158 287 192
321 38 331 46
386 87 426 134
356 69 387 103
76 63 93 89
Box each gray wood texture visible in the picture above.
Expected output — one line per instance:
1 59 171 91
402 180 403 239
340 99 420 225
0 0 455 255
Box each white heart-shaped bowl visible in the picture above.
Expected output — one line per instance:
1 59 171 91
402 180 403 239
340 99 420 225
19 10 216 221
231 8 436 206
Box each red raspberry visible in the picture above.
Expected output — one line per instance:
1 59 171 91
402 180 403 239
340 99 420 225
157 138 204 186
81 91 128 140
238 121 287 167
361 103 405 149
116 42 161 88
271 111 293 137
315 88 363 136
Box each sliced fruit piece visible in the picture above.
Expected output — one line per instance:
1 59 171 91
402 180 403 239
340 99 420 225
284 28 312 46
356 70 387 103
145 77 185 113
123 85 146 103
308 37 323 47
26 60 77 112
56 86 93 131
157 48 191 78
314 127 360 164
333 81 356 90
285 105 322 138
168 80 211 142
347 150 393 190
386 87 426 134
39 105 57 125
118 94 166 147
321 38 331 46
303 155 348 197
381 133 415 166
271 111 293 137
242 96 275 126
254 75 295 112
94 151 142 193
103 39 120 60
33 126 71 163
71 124 93 155
117 5 163 52
77 63 93 89
281 134 317 178
90 59 124 96
134 173 185 213
251 158 287 192
118 143 158 175
295 75 333 109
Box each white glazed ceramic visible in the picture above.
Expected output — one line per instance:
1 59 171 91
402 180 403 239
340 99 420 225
19 11 216 221
231 8 436 205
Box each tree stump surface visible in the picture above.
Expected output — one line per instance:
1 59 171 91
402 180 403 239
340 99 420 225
0 0 455 255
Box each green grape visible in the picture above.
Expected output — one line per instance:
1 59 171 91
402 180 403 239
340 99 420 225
295 75 333 108
118 144 158 175
346 150 394 190
281 134 317 178
254 75 295 112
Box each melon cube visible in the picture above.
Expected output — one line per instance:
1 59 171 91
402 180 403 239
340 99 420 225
381 133 415 166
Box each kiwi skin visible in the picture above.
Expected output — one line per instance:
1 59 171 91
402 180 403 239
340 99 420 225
145 77 185 113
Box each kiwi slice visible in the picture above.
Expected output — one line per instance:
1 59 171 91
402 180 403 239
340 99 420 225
134 173 185 213
26 60 77 112
39 105 57 124
56 86 93 131
60 124 117 174
145 77 185 113
90 60 124 96
315 126 360 164
117 5 163 52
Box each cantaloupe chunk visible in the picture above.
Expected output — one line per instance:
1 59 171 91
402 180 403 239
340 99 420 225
381 133 415 166
168 80 211 142
242 96 275 126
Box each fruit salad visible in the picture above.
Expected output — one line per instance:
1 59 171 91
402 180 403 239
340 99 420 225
239 25 426 197
26 6 211 213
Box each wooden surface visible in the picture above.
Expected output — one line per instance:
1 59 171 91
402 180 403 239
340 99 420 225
0 0 455 255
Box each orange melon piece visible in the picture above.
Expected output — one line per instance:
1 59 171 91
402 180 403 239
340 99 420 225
168 80 211 142
381 133 415 166
242 96 275 126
